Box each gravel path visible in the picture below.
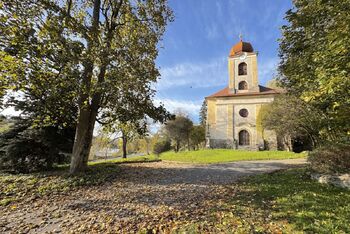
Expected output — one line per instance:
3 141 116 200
157 158 307 184
0 158 307 233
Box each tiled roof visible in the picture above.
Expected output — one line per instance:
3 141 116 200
229 40 254 57
206 85 282 99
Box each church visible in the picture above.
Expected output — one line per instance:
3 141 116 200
205 38 281 150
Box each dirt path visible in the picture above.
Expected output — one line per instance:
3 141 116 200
0 159 307 233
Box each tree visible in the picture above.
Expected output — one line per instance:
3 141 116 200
190 125 205 150
262 95 327 150
0 0 173 174
279 0 350 142
164 115 193 152
153 139 171 156
0 118 75 173
199 100 207 127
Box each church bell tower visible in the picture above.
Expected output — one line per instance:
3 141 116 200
228 37 259 94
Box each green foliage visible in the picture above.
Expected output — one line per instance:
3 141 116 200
189 125 205 150
153 139 171 156
164 115 193 152
262 94 326 148
199 100 207 127
0 118 74 173
159 149 306 164
308 144 350 174
279 0 350 140
0 0 174 173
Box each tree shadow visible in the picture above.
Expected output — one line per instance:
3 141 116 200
226 168 350 233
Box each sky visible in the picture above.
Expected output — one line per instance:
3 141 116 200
1 0 294 126
154 0 293 123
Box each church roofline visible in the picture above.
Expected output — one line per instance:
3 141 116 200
205 85 283 99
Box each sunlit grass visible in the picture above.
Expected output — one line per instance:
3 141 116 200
159 149 306 164
224 168 350 233
88 155 160 165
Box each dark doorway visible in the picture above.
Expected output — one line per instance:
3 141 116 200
239 130 250 145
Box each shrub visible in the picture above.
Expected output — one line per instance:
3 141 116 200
153 140 171 156
308 144 350 174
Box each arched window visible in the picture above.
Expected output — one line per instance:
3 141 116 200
238 81 248 90
238 62 247 75
239 130 250 145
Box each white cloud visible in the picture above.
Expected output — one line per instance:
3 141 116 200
205 23 219 40
157 55 279 90
258 57 279 85
155 98 202 119
157 57 228 90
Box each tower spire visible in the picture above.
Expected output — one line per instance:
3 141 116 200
239 33 243 41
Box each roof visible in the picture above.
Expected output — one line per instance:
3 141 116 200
206 85 282 99
229 40 254 57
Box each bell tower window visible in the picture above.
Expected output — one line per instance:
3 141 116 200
238 62 247 75
238 81 248 90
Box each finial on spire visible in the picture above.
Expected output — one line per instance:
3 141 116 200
239 33 243 41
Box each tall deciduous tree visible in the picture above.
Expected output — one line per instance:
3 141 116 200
262 95 328 149
279 0 350 141
164 115 193 152
190 125 205 150
0 0 173 174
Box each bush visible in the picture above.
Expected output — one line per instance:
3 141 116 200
0 119 74 173
153 140 171 156
308 144 350 174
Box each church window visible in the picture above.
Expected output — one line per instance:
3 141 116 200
239 130 250 145
238 62 247 75
238 81 248 90
239 108 249 117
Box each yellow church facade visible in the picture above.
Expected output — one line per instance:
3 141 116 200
205 39 281 150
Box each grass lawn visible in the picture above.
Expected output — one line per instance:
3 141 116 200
88 155 160 165
159 149 306 163
208 168 350 233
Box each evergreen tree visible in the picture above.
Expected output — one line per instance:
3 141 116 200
199 100 207 127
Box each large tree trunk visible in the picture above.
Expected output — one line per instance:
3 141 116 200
175 140 180 152
70 107 96 173
122 132 127 158
69 0 101 174
187 136 190 151
146 138 150 155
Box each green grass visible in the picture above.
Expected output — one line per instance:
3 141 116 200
220 168 350 233
88 155 160 165
159 149 306 164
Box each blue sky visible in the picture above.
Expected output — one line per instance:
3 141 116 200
154 0 293 123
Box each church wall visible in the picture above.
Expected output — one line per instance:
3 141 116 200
227 105 234 142
234 104 259 149
207 99 216 126
215 104 228 139
207 95 278 150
